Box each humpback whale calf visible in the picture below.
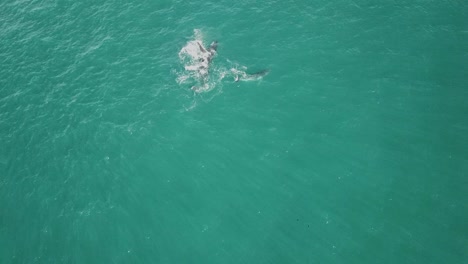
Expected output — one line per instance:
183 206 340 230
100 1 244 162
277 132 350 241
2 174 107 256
233 69 269 82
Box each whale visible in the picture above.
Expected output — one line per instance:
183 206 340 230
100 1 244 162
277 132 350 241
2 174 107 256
234 69 269 82
190 41 219 92
195 41 218 81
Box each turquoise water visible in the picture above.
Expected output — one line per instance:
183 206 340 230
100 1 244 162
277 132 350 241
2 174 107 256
1 0 467 263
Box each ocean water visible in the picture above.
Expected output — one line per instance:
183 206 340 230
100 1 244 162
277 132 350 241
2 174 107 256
1 0 467 263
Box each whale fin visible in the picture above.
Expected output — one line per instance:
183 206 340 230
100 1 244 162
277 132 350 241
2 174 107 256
197 42 207 53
